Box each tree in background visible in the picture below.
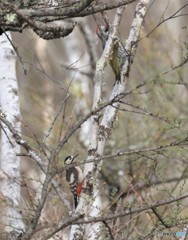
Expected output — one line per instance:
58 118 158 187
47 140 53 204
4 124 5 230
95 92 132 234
0 0 188 239
0 32 25 239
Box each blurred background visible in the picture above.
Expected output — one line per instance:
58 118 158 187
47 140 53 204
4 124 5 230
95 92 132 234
10 0 188 238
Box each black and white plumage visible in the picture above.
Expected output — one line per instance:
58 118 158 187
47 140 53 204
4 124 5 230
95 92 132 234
64 155 84 208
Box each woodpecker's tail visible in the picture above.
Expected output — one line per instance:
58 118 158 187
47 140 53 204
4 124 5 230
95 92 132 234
74 195 78 208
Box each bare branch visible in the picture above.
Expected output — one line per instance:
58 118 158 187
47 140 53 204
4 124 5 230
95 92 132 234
77 192 188 223
145 3 188 38
0 0 138 38
41 192 188 237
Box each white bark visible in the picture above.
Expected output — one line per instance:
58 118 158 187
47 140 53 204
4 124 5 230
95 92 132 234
69 7 126 240
0 32 25 234
72 1 151 239
86 9 126 239
63 20 93 148
63 20 95 240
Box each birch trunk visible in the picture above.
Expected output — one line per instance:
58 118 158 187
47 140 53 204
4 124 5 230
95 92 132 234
69 1 151 239
0 32 25 237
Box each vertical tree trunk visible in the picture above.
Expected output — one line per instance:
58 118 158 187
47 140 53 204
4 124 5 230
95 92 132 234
0 32 25 238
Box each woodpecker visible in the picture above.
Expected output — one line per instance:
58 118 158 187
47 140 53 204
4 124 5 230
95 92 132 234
64 155 84 208
96 25 129 81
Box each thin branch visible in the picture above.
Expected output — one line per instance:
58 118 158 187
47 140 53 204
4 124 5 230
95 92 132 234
1 1 76 39
2 30 27 74
78 21 98 72
151 207 171 228
114 101 171 124
0 110 71 210
102 220 115 240
0 0 138 36
42 192 188 237
53 134 188 173
77 192 188 223
24 59 67 92
16 0 138 18
41 94 70 148
146 3 188 37
43 213 85 240
0 122 14 147
51 81 145 159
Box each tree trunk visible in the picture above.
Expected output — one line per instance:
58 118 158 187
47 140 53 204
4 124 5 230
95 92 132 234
0 32 25 238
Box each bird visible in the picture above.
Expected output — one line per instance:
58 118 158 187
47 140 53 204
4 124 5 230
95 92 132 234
96 25 129 82
64 155 84 208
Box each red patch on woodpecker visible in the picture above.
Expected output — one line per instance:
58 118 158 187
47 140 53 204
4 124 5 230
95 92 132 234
77 181 84 195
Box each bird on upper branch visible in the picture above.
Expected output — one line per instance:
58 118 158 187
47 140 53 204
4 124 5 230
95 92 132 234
64 155 84 208
96 25 130 82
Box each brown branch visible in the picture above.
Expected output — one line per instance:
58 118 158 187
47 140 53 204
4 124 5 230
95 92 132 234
51 81 146 160
65 0 138 18
78 21 98 72
102 220 115 240
0 112 46 168
115 101 171 124
1 1 76 39
43 213 85 240
19 0 138 18
53 135 188 176
151 207 171 228
0 0 138 37
146 3 188 37
0 109 71 219
78 192 188 223
21 174 52 240
42 192 188 237
0 80 145 170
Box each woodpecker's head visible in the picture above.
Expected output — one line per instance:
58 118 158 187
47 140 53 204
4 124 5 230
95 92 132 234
64 154 78 165
96 25 109 45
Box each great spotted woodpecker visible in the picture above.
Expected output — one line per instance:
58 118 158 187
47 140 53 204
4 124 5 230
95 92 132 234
64 155 84 208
